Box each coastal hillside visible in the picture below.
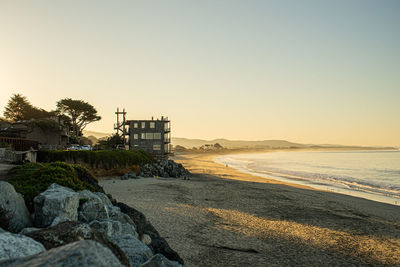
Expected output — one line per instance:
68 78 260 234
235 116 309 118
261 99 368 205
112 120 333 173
172 138 307 149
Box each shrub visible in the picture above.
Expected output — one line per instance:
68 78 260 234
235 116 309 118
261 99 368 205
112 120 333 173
37 150 154 170
8 162 103 212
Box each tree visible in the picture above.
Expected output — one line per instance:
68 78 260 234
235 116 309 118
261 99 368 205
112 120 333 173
3 94 32 121
3 94 51 121
56 98 101 136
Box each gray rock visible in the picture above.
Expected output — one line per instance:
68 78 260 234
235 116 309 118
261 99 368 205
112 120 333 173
33 184 80 228
141 254 182 267
79 190 112 206
78 191 135 227
111 234 153 267
24 221 130 266
0 228 5 233
19 227 40 235
89 219 138 238
0 181 32 233
0 240 122 267
141 234 152 246
78 201 110 222
50 216 71 227
0 232 45 261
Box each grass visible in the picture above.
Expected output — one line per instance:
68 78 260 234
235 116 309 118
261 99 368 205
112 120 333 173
8 161 103 212
37 150 153 170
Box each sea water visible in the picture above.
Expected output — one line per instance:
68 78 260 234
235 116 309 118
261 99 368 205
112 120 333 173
215 150 400 206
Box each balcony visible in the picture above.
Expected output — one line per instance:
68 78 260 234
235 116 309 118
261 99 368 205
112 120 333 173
164 138 171 143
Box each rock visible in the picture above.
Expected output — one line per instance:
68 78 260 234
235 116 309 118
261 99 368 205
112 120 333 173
141 234 152 246
50 216 70 227
79 190 112 206
116 202 184 265
89 219 138 238
33 184 80 228
24 221 130 267
78 190 135 228
0 240 122 267
138 160 190 179
0 181 32 233
116 202 148 239
0 227 5 233
146 234 184 266
141 254 182 267
0 232 45 261
19 227 40 235
110 235 153 267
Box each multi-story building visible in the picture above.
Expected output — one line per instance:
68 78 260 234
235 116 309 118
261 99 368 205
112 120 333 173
127 117 171 157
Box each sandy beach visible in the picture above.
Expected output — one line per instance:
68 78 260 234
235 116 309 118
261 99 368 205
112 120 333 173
100 152 400 266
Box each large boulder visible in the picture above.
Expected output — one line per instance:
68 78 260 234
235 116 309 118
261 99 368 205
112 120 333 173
89 219 138 238
0 181 32 233
141 254 182 267
24 221 130 267
116 202 184 265
116 202 148 240
0 232 45 261
110 234 153 267
0 240 122 267
33 184 80 227
78 191 136 229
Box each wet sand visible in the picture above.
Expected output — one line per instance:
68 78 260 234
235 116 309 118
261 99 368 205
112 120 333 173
100 152 400 266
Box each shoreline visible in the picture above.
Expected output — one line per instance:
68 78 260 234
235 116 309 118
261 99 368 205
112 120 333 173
100 152 400 266
212 150 400 206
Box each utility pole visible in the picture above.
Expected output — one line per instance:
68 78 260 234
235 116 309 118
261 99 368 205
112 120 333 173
114 108 127 147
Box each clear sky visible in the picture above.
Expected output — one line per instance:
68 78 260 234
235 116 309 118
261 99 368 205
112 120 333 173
1 0 399 146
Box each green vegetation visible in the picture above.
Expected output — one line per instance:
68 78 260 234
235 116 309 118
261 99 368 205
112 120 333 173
8 162 103 212
37 149 153 170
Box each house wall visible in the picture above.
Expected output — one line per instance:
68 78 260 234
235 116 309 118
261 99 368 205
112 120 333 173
128 120 170 157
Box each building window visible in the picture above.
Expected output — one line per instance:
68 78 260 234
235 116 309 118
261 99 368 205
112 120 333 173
141 133 146 139
150 122 155 128
133 122 138 128
141 122 146 128
153 144 161 150
154 133 161 139
133 134 138 140
146 133 153 139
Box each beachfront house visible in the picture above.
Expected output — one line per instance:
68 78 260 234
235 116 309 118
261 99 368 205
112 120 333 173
127 117 171 157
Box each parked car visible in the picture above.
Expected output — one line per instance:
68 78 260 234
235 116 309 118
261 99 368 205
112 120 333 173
81 145 92 151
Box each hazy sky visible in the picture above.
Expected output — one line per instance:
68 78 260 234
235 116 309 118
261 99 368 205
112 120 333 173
1 0 399 146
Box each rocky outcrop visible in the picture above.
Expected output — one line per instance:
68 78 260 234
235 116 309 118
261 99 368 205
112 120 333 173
0 232 45 261
1 182 183 266
33 184 80 227
78 190 137 232
0 181 32 233
0 240 122 267
89 219 138 238
110 234 153 267
116 202 184 265
141 254 182 267
24 221 130 267
138 160 190 179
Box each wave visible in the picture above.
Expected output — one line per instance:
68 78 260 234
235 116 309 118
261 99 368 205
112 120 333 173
216 155 400 200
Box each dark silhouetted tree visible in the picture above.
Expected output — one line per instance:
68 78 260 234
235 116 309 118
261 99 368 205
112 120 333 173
3 94 51 121
56 98 101 136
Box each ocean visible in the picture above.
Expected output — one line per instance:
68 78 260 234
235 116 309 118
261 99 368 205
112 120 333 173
215 150 400 206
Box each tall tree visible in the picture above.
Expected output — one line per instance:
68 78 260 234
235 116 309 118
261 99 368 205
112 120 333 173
56 98 101 136
3 94 52 121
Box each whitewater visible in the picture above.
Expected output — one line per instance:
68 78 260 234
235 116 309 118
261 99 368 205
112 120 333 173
215 150 400 206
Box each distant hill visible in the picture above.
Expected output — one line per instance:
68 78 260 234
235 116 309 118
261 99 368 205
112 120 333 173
83 130 111 139
172 138 308 149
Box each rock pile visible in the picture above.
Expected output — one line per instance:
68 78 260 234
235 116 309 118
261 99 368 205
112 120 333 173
0 182 183 267
137 160 191 179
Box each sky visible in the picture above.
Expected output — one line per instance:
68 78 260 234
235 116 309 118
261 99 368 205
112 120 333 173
0 0 399 146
